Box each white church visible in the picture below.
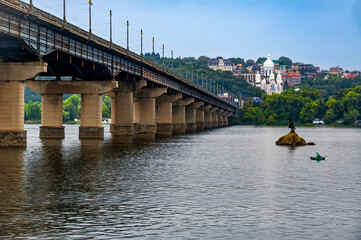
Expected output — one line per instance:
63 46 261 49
255 54 284 94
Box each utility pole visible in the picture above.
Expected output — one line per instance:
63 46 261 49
171 51 174 70
152 37 155 62
191 65 194 83
162 44 165 66
126 21 129 51
63 0 66 27
88 0 93 38
140 30 143 56
185 63 188 80
109 10 112 44
29 0 33 10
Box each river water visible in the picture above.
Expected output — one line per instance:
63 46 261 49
0 125 360 239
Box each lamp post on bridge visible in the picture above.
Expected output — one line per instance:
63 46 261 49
63 0 66 27
88 0 93 38
109 10 112 45
185 62 188 80
29 0 33 11
162 44 165 67
140 30 143 56
191 65 194 83
171 51 174 71
152 37 155 62
126 21 129 51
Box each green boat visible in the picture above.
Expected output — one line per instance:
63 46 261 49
310 156 326 161
310 152 326 161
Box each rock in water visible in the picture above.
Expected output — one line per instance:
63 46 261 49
275 132 307 146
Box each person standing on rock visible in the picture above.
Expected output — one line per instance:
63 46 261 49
288 117 296 133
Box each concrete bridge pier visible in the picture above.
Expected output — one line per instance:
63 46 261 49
79 94 103 139
109 81 135 136
212 113 219 128
172 98 194 135
186 101 204 133
134 88 167 140
40 94 65 139
0 62 47 146
217 109 225 127
196 105 211 131
206 107 218 129
156 93 182 137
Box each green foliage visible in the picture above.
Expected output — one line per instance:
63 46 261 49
25 100 41 121
240 86 361 125
279 56 292 68
256 57 267 64
63 95 81 121
102 96 111 118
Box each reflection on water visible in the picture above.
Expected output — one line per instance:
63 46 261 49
0 125 361 239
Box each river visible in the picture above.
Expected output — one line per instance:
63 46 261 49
0 125 360 239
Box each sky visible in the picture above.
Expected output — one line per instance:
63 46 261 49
31 0 361 70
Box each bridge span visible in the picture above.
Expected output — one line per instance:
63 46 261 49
0 0 237 146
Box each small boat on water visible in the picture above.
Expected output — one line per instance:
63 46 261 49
310 156 326 161
310 152 326 161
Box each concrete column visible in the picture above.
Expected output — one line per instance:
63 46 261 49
206 107 218 129
156 93 182 137
219 115 224 127
204 112 212 129
40 94 64 139
186 101 204 133
133 88 167 140
196 105 211 131
111 81 135 136
79 94 103 139
172 98 194 135
27 79 117 138
0 62 47 146
212 114 219 128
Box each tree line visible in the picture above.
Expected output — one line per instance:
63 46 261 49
239 86 361 125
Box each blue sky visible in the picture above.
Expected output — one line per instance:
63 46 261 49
32 0 361 70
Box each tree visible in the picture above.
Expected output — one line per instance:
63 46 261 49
63 95 81 121
279 56 292 69
102 96 111 118
256 57 267 64
343 109 360 124
25 100 41 121
245 59 255 67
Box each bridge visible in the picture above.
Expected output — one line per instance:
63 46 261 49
0 0 237 147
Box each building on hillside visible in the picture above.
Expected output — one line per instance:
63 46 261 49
282 72 302 86
291 63 320 78
207 57 233 71
346 73 359 79
233 64 243 75
329 67 344 76
255 54 284 94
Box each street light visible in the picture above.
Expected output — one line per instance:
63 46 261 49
185 62 188 80
88 0 93 37
171 51 174 71
140 30 143 56
126 21 129 51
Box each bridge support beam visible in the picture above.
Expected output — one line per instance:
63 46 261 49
172 98 194 135
0 62 47 146
106 81 134 136
186 101 204 133
79 94 103 139
196 105 211 131
206 107 218 129
134 88 167 140
27 79 117 139
156 93 182 137
40 94 64 139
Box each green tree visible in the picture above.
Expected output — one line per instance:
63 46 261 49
25 100 41 121
279 56 292 69
256 57 267 64
300 101 318 123
343 109 360 124
63 95 81 121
